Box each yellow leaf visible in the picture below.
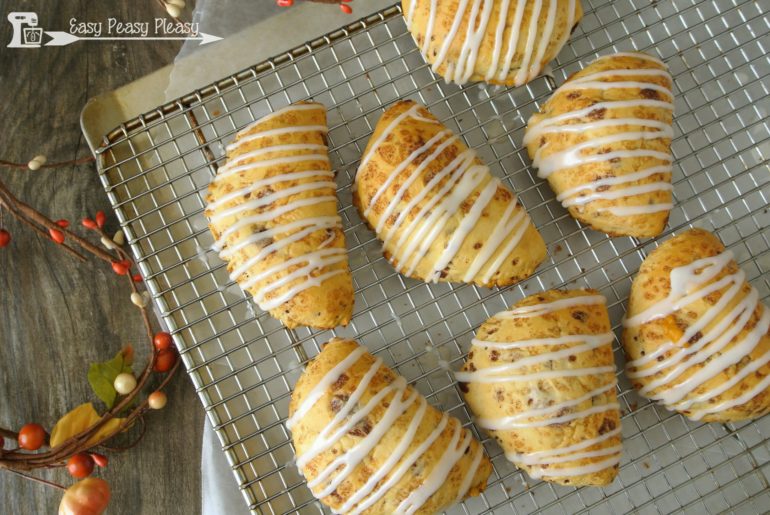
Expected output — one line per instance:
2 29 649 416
50 403 126 448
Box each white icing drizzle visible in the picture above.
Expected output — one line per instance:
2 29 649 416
223 125 328 154
289 346 483 514
364 129 453 222
456 365 616 384
431 177 499 277
309 381 418 498
406 0 575 86
210 180 337 223
456 331 616 382
209 104 346 314
287 345 367 430
496 294 606 319
472 332 613 350
475 382 616 430
296 357 384 470
527 453 622 478
212 195 337 249
337 397 428 513
455 444 485 502
218 216 339 258
506 427 621 463
527 54 675 219
395 422 473 515
359 103 533 284
208 169 334 212
345 414 450 515
464 200 527 283
625 248 770 416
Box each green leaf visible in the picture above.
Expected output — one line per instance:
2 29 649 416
87 349 133 409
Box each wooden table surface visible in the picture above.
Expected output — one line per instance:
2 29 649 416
0 2 204 513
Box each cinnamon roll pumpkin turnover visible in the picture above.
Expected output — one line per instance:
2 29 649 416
623 229 770 422
403 0 583 86
457 290 622 486
525 52 675 237
206 102 354 329
288 338 492 514
354 100 546 287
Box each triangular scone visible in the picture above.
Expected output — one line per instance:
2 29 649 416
623 229 770 422
288 338 492 514
457 290 622 486
353 100 546 287
206 102 354 329
525 52 674 237
403 0 583 86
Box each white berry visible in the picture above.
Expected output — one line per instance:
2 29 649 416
166 4 182 17
130 292 148 307
114 373 137 395
112 230 125 246
148 391 168 410
100 236 116 250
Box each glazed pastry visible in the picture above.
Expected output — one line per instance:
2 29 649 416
288 338 492 514
354 100 546 287
623 229 770 422
206 102 354 329
525 52 674 237
403 0 583 86
457 290 622 486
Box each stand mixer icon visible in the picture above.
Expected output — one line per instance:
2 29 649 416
7 12 44 48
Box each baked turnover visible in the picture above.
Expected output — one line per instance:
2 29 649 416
206 102 354 329
623 229 770 422
525 52 675 237
458 289 622 486
288 338 492 514
354 100 546 287
403 0 583 86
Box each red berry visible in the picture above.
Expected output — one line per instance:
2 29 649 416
0 229 10 247
154 348 178 373
67 453 95 479
153 332 172 351
95 211 106 229
111 262 128 275
91 453 108 468
81 218 97 229
49 228 65 244
120 259 131 268
276 0 293 6
339 3 352 13
18 423 46 450
132 273 143 283
55 219 70 228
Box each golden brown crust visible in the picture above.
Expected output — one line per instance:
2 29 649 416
205 102 353 329
460 289 621 486
402 0 583 86
289 338 492 514
525 53 674 237
354 100 546 287
622 229 770 422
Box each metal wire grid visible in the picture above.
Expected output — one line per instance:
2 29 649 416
89 0 770 513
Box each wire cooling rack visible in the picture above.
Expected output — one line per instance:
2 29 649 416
89 0 770 513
